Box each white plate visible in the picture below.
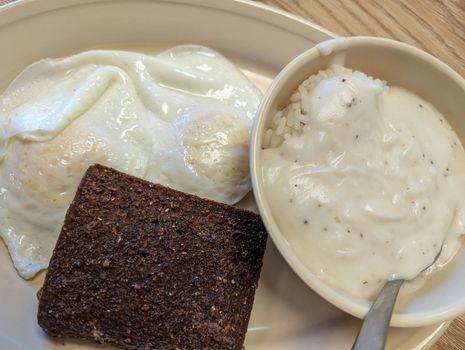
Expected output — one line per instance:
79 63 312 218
0 0 448 349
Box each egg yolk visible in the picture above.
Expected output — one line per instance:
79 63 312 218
9 127 108 207
181 113 249 184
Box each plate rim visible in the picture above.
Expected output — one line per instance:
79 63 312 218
0 0 336 39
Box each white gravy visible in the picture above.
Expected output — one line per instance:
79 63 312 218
262 70 465 300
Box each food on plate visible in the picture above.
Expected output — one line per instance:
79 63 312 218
261 65 465 300
0 45 261 278
37 164 267 350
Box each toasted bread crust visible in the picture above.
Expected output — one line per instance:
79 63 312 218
38 164 267 350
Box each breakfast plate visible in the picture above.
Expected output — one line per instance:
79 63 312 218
0 0 449 349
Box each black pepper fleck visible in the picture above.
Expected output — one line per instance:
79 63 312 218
347 97 357 108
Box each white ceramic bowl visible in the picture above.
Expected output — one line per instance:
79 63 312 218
250 36 465 327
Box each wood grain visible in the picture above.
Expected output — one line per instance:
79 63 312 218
262 0 465 78
261 1 465 349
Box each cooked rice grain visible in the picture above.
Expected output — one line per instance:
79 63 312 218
263 65 383 148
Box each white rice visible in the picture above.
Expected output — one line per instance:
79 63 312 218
264 65 383 148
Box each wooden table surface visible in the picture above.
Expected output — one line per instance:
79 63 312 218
261 1 465 349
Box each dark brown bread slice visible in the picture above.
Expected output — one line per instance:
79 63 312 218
37 164 267 350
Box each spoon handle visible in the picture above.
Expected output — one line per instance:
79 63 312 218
352 279 404 350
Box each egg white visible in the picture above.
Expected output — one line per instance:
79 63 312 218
0 46 261 278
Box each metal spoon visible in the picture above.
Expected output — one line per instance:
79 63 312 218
352 245 443 350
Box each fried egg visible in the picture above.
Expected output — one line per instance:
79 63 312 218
0 46 261 278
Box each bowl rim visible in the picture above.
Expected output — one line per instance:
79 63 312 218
250 35 465 327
